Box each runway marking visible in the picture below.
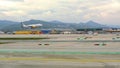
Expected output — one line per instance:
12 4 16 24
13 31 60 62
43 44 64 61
0 57 120 62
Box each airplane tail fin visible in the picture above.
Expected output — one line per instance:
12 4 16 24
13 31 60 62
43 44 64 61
21 22 24 28
21 22 27 28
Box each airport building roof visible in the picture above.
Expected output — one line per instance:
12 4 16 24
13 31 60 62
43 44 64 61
76 28 103 31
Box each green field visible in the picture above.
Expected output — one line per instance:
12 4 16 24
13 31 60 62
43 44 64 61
0 42 13 44
0 37 49 40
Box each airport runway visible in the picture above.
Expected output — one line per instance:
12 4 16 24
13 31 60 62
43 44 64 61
0 34 120 68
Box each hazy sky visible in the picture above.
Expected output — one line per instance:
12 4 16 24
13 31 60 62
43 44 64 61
0 0 120 25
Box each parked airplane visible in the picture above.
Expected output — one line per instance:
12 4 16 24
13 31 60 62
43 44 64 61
21 22 42 29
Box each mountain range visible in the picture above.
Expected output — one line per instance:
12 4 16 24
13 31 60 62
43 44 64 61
0 19 117 32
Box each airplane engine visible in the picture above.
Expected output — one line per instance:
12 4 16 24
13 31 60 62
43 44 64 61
31 26 37 28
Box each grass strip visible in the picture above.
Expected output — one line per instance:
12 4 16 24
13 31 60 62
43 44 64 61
0 42 13 44
0 37 49 40
0 49 120 55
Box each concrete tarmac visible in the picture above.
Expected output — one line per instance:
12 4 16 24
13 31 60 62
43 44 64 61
0 34 120 68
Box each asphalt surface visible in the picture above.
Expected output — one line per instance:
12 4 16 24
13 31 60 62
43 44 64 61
0 34 120 68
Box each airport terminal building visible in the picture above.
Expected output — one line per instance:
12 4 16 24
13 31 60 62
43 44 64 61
76 28 103 34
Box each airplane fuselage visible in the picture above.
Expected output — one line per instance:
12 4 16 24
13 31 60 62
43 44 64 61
21 22 42 29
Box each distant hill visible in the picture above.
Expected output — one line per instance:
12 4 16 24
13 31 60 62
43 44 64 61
108 25 120 28
80 21 107 28
0 19 111 32
0 20 18 29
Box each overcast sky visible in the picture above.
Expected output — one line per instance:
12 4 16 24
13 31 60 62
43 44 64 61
0 0 120 25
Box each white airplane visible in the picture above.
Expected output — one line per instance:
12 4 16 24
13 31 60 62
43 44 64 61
21 22 43 29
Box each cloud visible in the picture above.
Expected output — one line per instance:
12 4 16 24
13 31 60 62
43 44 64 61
0 0 119 25
0 0 24 2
